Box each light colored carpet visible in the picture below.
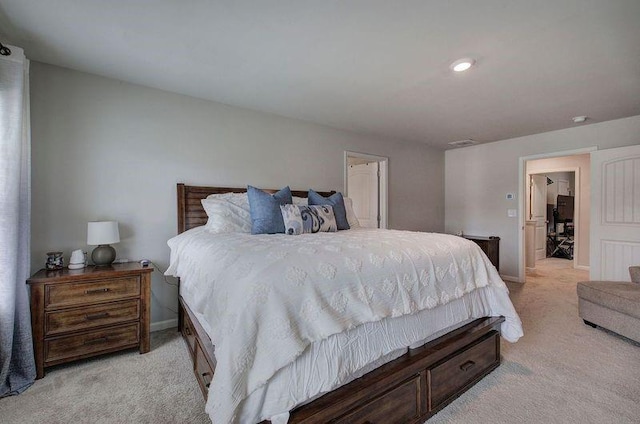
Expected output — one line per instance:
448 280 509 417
0 328 209 424
431 258 640 424
1 258 638 423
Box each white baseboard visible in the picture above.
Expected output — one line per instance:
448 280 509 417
501 274 523 283
151 318 178 332
575 265 590 271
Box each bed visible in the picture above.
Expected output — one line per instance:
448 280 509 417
168 183 523 424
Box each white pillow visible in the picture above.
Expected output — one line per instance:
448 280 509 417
201 195 252 233
206 192 250 207
343 197 361 228
292 196 308 206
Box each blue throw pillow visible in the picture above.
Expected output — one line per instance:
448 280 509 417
307 189 350 230
247 185 293 234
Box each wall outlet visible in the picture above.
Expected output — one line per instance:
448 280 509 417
507 209 517 218
506 193 515 200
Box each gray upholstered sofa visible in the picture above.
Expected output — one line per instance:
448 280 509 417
577 266 640 343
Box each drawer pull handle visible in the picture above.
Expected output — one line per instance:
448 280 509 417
84 336 108 345
86 312 110 320
460 360 476 371
85 288 110 295
201 372 212 388
185 327 192 336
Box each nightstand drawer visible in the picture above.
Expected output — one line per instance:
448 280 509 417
45 299 140 335
45 276 140 309
45 323 140 363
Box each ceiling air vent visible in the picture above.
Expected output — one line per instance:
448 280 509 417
448 139 477 148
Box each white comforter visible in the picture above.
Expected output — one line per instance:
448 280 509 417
166 227 523 423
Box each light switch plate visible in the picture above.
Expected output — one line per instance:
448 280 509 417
507 209 517 217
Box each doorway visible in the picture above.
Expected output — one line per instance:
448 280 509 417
518 148 594 282
526 170 576 266
344 151 388 229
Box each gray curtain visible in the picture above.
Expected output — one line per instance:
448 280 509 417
0 45 35 397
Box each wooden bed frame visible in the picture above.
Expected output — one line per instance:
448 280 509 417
176 183 505 424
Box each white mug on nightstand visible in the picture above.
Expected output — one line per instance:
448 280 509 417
69 249 87 269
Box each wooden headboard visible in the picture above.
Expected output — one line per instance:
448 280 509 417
176 183 336 234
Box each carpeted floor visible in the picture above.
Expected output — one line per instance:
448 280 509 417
1 258 638 423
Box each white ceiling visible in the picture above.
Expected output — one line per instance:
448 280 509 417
1 1 639 149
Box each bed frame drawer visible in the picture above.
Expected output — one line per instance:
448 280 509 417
428 331 500 410
333 374 422 424
194 339 214 397
181 311 197 359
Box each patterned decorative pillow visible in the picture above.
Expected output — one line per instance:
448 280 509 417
247 185 293 234
307 190 350 230
280 204 338 235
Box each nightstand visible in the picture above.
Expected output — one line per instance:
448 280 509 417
27 263 153 379
463 235 500 271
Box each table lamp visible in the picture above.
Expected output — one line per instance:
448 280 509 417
87 221 120 266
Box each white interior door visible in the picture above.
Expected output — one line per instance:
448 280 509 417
348 162 379 228
530 174 548 260
591 145 640 281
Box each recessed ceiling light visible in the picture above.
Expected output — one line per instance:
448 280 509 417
450 58 475 72
572 116 588 123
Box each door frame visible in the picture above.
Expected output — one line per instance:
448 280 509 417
518 146 597 283
344 151 388 229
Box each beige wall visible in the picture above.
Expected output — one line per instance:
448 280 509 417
445 115 640 281
30 62 445 326
526 154 590 268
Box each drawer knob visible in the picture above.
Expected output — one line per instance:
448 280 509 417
86 312 110 320
85 288 110 295
460 360 476 371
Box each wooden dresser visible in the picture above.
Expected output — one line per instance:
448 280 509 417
463 235 500 271
27 263 152 379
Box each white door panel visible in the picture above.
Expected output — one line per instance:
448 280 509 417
348 163 379 228
591 145 640 281
530 174 547 261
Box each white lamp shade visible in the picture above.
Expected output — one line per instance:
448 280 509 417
87 221 120 245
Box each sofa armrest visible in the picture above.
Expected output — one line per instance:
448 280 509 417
630 266 640 284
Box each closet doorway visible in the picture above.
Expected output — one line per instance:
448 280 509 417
344 151 388 229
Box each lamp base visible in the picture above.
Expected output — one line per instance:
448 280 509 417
92 245 116 266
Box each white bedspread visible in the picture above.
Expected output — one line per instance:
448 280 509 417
167 227 523 423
